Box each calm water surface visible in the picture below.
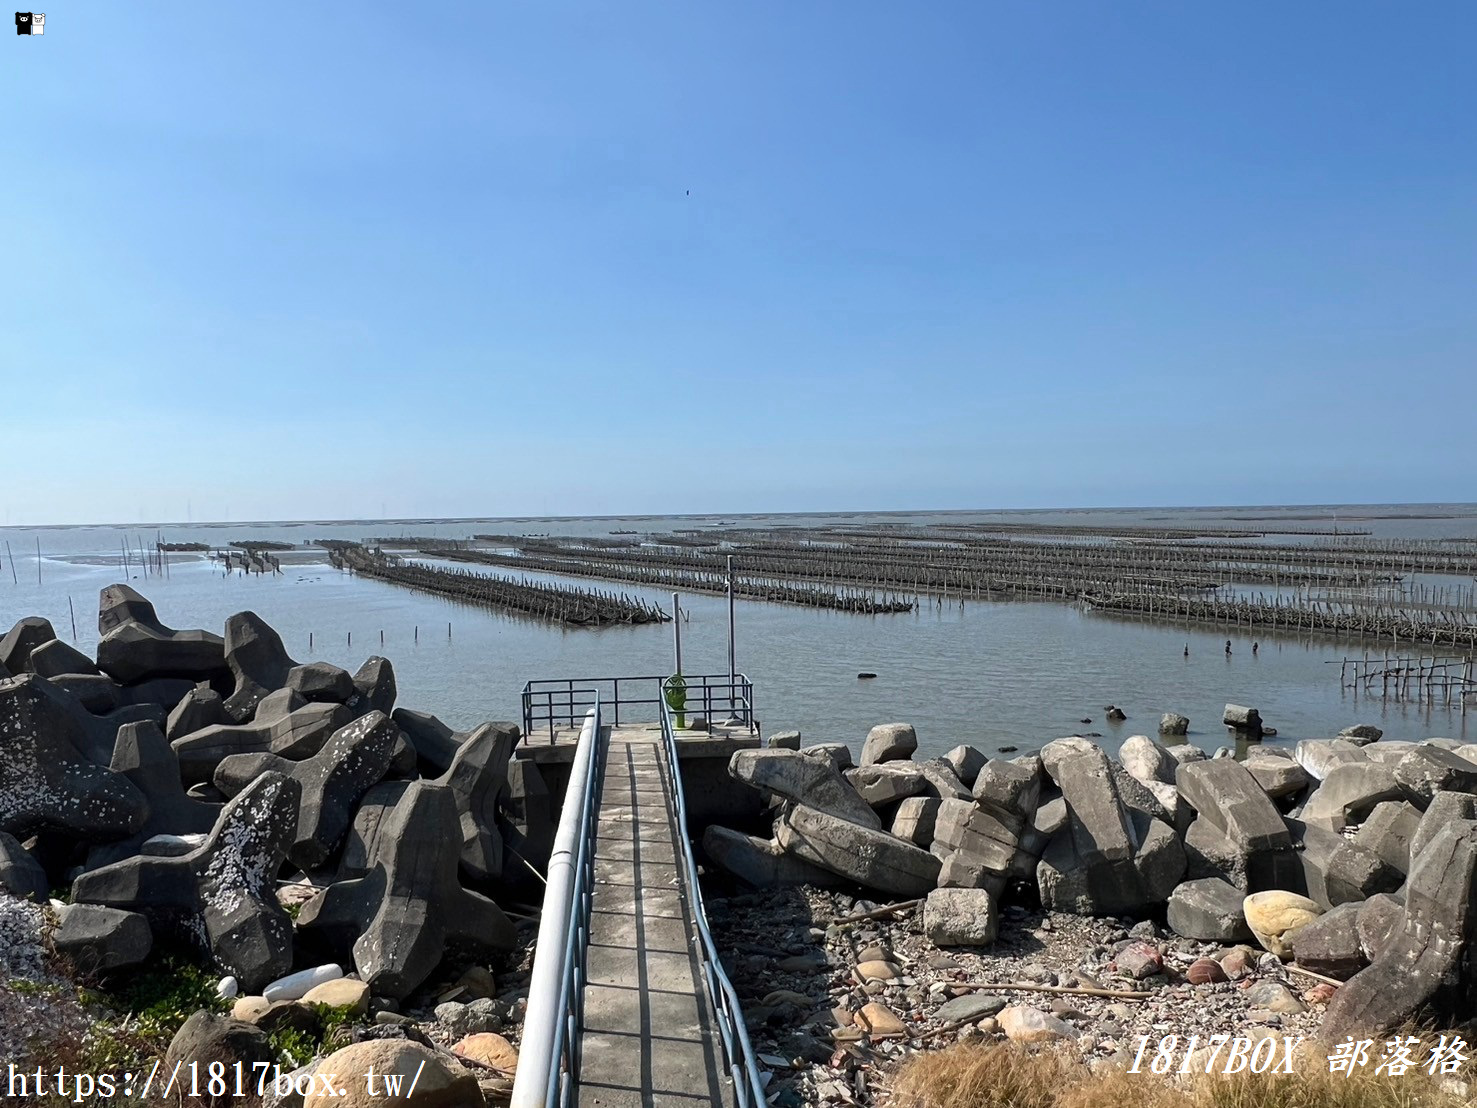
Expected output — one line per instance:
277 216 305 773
3 505 1474 759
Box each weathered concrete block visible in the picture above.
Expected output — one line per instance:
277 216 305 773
775 803 941 897
891 797 942 846
1355 892 1404 962
1301 763 1404 831
1166 877 1253 942
390 708 465 774
1410 790 1477 861
1159 713 1189 736
1354 800 1421 875
701 826 846 888
916 759 972 800
937 850 1009 893
848 763 927 808
1131 815 1186 905
1222 704 1262 730
944 744 987 788
861 723 917 767
1055 751 1135 867
801 742 853 771
1290 901 1366 980
732 749 880 829
0 617 58 675
499 757 553 874
1245 755 1311 800
922 887 998 946
1295 739 1367 781
931 798 976 852
766 730 802 750
1394 745 1477 807
1321 819 1477 1040
1286 818 1402 909
1176 758 1290 858
973 757 1042 822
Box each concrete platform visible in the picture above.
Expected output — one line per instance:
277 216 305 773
577 728 737 1107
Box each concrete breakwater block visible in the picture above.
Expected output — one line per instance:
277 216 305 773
775 802 941 897
297 781 517 1000
95 584 226 685
73 772 302 993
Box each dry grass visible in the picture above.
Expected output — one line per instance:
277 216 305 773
887 1042 1472 1108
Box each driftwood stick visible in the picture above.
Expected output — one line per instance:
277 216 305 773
1286 962 1343 988
834 899 920 925
951 980 1155 1001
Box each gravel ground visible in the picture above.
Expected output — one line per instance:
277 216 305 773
709 886 1330 1107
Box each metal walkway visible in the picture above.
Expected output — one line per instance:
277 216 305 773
579 727 737 1106
510 682 766 1108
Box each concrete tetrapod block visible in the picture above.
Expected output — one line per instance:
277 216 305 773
701 825 848 889
85 721 222 870
335 780 410 881
0 831 49 900
730 748 881 829
221 611 301 722
52 903 153 973
0 674 148 842
391 708 469 775
95 585 226 685
775 802 942 897
286 662 355 704
213 711 398 870
172 700 352 784
436 722 519 883
860 723 917 767
0 617 58 674
499 757 554 875
28 638 100 679
1321 819 1477 1040
296 781 517 1001
166 686 228 742
349 656 398 717
72 772 302 992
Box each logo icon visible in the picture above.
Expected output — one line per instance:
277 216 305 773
15 11 43 35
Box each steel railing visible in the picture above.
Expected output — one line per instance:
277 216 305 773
509 696 605 1108
657 680 769 1107
521 673 756 741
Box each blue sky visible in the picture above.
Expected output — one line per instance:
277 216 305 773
3 2 1474 524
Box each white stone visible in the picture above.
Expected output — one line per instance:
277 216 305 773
263 963 343 1002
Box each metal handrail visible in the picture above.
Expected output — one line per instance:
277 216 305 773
510 696 605 1108
521 673 756 741
657 684 769 1107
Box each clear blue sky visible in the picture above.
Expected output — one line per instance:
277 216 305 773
3 2 1474 524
